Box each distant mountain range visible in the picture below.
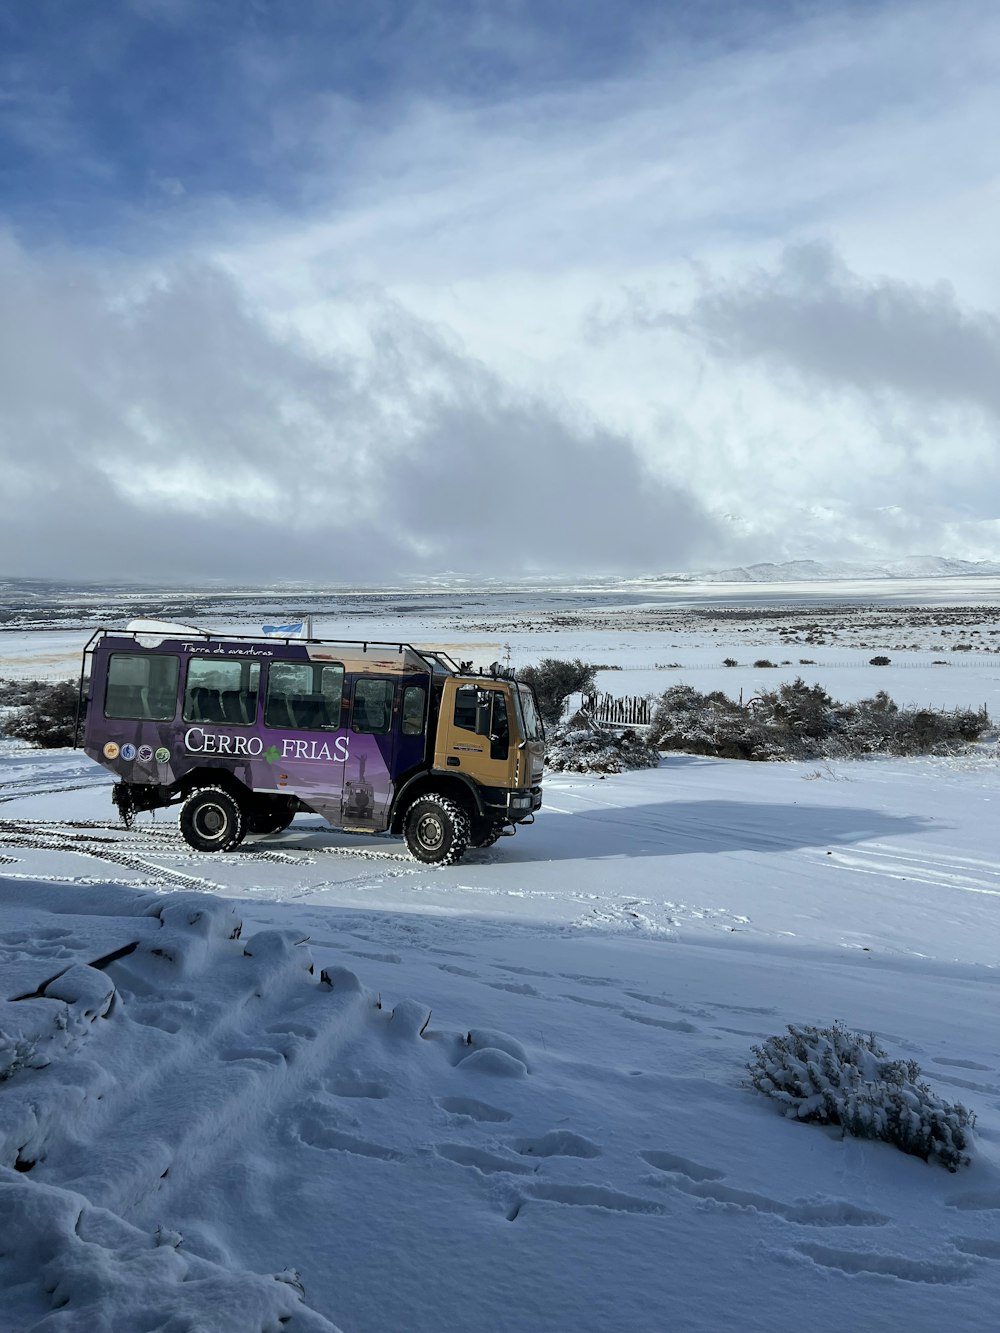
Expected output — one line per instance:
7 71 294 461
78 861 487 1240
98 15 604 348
679 557 1000 583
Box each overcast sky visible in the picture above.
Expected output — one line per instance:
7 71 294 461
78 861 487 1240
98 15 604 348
2 0 999 582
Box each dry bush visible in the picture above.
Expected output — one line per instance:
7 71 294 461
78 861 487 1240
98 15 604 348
648 679 990 761
545 720 661 773
747 1022 975 1171
517 659 596 726
2 680 82 748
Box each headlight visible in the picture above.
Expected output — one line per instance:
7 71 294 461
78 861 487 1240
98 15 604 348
509 793 531 809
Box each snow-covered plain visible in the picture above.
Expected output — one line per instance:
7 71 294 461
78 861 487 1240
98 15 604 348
2 580 1000 1332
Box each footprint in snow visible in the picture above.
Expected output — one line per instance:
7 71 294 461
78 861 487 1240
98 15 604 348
294 1115 402 1162
622 1011 700 1034
932 1057 992 1072
511 1131 601 1159
792 1242 973 1284
624 991 710 1019
326 1077 390 1100
506 1183 665 1222
562 993 620 1010
435 1144 536 1176
950 1235 1000 1260
485 981 542 997
437 1097 512 1123
640 1151 889 1226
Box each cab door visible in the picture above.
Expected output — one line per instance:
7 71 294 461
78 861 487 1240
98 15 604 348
435 682 515 791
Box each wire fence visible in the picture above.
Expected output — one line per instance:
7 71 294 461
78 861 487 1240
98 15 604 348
599 657 1000 671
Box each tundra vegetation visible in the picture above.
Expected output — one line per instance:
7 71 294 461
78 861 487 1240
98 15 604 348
0 679 81 749
747 1022 976 1172
648 680 990 762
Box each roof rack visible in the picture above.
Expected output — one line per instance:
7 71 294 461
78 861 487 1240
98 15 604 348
82 626 465 677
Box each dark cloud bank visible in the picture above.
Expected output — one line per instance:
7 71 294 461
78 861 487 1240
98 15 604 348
688 241 1000 421
0 241 718 582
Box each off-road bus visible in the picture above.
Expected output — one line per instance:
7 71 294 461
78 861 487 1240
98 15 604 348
77 621 544 865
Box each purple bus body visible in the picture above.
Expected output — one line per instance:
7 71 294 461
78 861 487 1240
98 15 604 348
82 632 431 832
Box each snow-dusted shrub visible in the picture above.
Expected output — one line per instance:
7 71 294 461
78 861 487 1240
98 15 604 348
747 1022 975 1171
648 680 991 762
834 691 987 757
648 685 787 761
3 680 82 748
545 721 660 773
518 659 596 726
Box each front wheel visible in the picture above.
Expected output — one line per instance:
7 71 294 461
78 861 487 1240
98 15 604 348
403 794 470 866
180 786 246 852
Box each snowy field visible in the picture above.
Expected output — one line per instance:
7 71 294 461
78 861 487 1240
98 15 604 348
2 579 1000 1331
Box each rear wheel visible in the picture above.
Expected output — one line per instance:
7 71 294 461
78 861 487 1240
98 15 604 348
180 786 246 852
403 794 470 866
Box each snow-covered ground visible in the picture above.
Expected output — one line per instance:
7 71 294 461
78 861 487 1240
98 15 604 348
2 585 1000 1331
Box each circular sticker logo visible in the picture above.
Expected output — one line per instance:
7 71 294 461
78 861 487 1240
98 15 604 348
120 743 137 761
137 744 153 762
154 746 170 763
103 741 120 760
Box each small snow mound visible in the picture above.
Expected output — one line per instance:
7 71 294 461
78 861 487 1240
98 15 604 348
459 1048 528 1078
150 895 242 941
319 966 364 993
242 928 312 967
747 1022 976 1171
389 999 432 1038
43 965 116 1020
465 1028 530 1069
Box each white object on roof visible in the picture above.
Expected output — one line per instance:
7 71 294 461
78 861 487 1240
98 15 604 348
124 618 210 647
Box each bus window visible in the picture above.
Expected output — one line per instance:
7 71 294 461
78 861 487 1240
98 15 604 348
184 658 260 726
401 685 426 736
453 684 479 731
490 692 509 760
265 661 344 730
105 653 179 721
352 678 393 734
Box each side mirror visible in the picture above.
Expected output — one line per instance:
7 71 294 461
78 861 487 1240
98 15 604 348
475 701 492 736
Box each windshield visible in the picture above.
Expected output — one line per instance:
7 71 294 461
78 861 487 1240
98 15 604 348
515 684 544 741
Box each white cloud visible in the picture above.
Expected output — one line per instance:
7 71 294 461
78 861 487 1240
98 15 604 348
4 0 1000 576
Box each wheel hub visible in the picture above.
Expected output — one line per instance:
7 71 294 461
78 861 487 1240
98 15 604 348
416 812 444 851
196 807 225 837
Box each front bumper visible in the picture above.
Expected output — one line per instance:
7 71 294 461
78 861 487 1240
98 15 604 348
481 785 543 821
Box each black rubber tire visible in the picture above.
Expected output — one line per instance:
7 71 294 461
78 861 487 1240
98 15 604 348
245 797 297 836
470 819 503 849
403 794 470 866
179 786 246 852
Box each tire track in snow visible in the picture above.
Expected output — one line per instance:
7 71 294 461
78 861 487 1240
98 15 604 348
29 916 379 1222
820 843 1000 897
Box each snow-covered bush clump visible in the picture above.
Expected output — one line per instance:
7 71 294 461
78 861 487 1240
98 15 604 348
1 679 81 748
747 1022 976 1171
545 721 661 773
649 680 990 762
648 685 788 761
